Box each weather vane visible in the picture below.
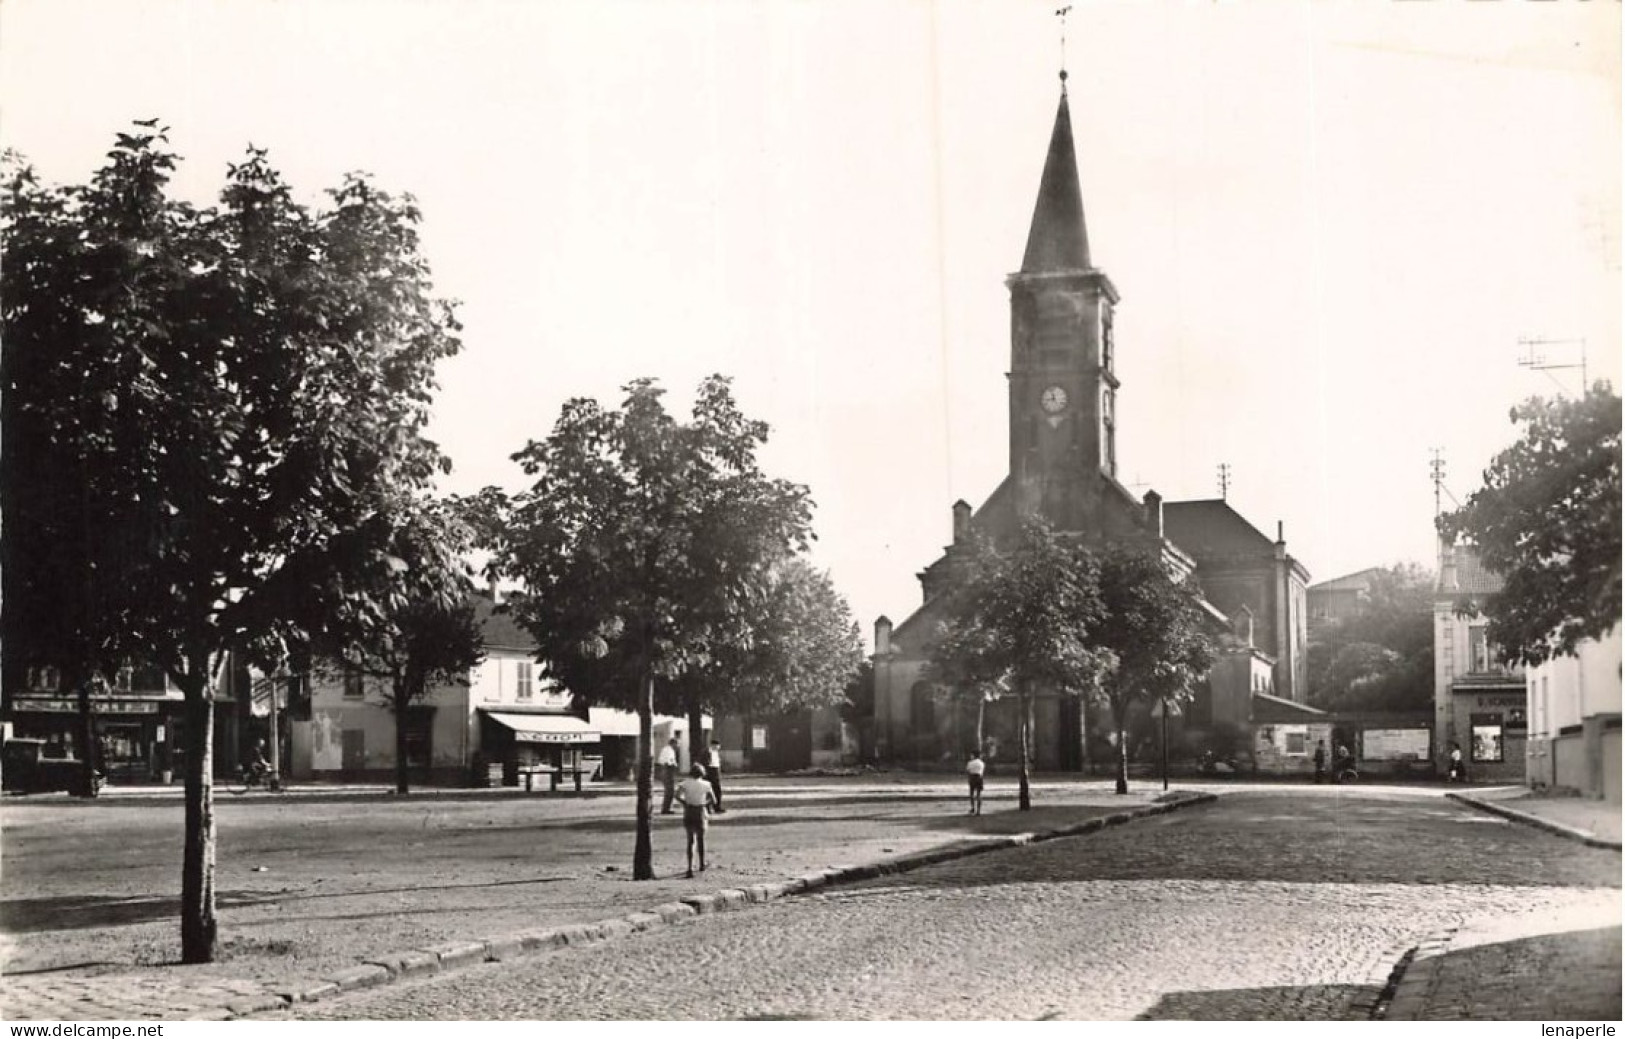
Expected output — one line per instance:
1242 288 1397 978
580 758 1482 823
1056 6 1072 88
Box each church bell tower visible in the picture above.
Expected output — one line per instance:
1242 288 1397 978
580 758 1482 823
1006 81 1120 530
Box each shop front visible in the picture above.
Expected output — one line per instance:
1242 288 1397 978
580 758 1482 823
8 693 186 783
476 709 601 787
1448 684 1527 783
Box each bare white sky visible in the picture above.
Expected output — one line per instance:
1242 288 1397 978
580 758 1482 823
3 0 1618 645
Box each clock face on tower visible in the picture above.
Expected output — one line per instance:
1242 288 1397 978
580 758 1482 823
1040 385 1069 414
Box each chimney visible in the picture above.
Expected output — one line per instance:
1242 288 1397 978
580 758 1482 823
874 616 892 657
952 500 972 543
1143 489 1163 537
1274 520 1286 560
488 574 502 606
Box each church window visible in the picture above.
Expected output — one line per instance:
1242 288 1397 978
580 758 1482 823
1102 312 1115 372
1102 389 1117 475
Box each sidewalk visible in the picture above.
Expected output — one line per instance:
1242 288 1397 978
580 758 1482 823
1447 786 1622 847
1 776 1202 1020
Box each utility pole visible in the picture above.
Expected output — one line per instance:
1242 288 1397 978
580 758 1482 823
1217 463 1231 501
1429 449 1447 521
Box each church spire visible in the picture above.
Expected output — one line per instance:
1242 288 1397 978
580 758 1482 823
1019 86 1092 274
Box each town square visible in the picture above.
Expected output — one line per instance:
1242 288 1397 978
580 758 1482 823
1 0 1619 1026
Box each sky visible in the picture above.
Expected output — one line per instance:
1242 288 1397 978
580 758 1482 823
3 0 1618 648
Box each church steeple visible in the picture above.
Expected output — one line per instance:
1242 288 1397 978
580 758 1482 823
1020 89 1091 274
1006 77 1120 526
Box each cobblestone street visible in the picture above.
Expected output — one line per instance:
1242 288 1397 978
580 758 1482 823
271 790 1621 1020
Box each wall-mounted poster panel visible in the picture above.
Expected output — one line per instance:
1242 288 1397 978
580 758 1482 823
1362 728 1430 761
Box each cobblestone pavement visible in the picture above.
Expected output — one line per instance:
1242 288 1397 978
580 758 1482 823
1387 899 1622 1021
270 792 1621 1020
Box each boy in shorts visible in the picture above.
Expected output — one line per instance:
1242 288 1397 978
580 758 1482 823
966 750 986 815
676 763 717 877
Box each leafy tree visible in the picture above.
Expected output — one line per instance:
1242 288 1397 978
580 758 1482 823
1092 552 1217 795
1440 386 1622 665
497 377 811 878
1306 563 1433 714
663 557 863 763
1 127 461 962
927 521 1110 810
321 498 485 794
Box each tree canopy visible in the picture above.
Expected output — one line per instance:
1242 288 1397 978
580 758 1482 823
322 497 486 794
1 126 462 961
1091 551 1217 794
662 556 863 760
927 521 1110 809
493 376 812 878
1306 563 1433 714
1439 386 1621 665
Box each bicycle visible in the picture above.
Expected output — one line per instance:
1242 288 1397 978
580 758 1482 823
231 762 273 794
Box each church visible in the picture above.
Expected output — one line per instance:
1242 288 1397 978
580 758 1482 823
871 79 1311 770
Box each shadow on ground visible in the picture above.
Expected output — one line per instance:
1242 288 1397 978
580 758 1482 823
1135 983 1378 1020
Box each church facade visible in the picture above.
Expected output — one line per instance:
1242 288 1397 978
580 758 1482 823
872 84 1309 770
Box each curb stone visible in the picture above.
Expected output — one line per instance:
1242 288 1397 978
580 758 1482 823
1446 792 1622 850
243 790 1219 1019
1377 926 1459 1021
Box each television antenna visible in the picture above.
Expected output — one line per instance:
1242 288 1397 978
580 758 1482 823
1517 337 1588 397
1217 463 1231 500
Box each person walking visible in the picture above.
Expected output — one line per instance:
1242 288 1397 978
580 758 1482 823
1448 742 1466 783
657 737 680 814
676 763 716 878
966 750 986 815
1312 740 1326 784
705 739 726 813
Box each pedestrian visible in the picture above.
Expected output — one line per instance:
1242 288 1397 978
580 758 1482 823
705 739 726 813
1448 742 1466 783
657 736 680 814
966 749 985 815
1312 739 1326 784
676 763 716 878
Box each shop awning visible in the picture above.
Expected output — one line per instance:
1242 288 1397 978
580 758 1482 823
486 712 600 745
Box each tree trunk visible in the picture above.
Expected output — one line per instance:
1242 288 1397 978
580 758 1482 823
1115 724 1129 795
1017 687 1032 811
633 672 656 880
180 672 217 963
687 700 706 772
393 680 410 795
71 666 99 799
975 695 986 753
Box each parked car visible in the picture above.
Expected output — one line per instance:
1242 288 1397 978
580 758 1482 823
2 738 102 795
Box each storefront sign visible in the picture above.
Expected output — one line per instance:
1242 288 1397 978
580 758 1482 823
513 731 599 745
12 698 159 715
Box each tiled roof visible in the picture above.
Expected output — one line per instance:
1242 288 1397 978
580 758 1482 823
1309 567 1385 594
471 592 536 651
1162 499 1276 558
1442 545 1505 596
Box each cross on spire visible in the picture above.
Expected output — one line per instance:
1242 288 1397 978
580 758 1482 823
1056 6 1072 90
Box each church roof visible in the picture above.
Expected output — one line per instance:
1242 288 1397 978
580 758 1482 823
1161 499 1277 558
1309 567 1386 594
1020 90 1091 273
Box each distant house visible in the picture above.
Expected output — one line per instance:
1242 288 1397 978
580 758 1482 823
288 589 699 786
1433 542 1526 782
1527 627 1621 802
1307 567 1386 630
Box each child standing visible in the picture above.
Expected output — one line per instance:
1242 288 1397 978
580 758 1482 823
966 750 986 815
676 763 717 877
